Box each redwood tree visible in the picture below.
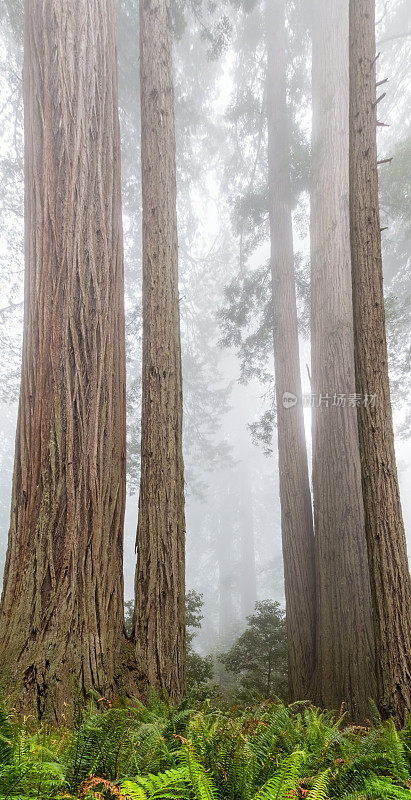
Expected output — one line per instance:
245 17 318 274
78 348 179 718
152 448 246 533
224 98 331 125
349 0 411 724
238 461 257 621
0 0 127 719
266 0 316 701
133 0 186 702
216 479 236 641
311 0 375 719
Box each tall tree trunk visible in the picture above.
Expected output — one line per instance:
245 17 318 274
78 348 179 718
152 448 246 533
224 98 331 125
349 0 411 725
133 0 186 703
266 0 316 702
0 0 127 720
238 462 257 620
216 483 236 641
311 0 375 720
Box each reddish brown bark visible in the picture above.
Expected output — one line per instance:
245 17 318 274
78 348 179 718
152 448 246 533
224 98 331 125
266 0 316 701
0 0 129 721
349 0 411 725
133 0 186 703
311 0 375 720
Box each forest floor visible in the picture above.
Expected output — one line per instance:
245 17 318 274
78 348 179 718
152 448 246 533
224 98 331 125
0 695 410 799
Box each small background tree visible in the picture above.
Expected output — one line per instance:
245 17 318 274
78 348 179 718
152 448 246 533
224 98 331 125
186 591 214 689
219 600 287 699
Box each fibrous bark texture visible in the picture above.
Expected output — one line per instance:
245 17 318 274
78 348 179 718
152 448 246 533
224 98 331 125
311 0 375 720
349 0 411 725
133 0 186 702
266 0 316 701
0 0 127 720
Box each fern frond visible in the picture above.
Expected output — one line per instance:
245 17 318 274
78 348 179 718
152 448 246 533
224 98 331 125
382 719 409 780
307 767 332 800
182 746 219 800
251 749 305 800
340 776 411 799
121 779 148 800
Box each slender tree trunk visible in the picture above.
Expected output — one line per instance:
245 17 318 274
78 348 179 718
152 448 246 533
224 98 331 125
216 483 235 641
0 0 127 720
311 0 375 720
267 656 272 696
266 0 316 701
349 0 411 725
133 0 186 703
238 463 257 620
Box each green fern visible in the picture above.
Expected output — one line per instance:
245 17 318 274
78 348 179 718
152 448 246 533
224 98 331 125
0 708 14 768
340 776 411 799
308 767 332 799
251 749 305 800
182 746 219 800
0 697 410 799
121 766 190 799
121 781 149 800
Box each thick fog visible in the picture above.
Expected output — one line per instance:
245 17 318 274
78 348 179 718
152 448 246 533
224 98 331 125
0 0 410 665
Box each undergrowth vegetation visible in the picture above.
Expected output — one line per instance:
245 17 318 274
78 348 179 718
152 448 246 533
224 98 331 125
0 696 410 799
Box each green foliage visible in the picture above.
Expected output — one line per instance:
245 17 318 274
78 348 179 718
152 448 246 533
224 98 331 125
1 696 411 799
124 600 134 638
0 711 68 799
219 600 287 699
186 590 205 632
121 766 190 800
186 591 214 690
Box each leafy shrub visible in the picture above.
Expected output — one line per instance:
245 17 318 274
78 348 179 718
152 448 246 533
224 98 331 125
186 590 214 690
219 600 288 699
